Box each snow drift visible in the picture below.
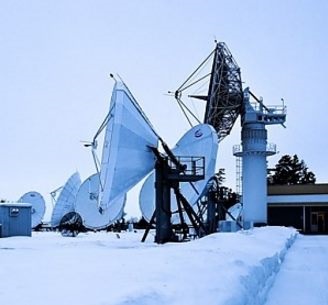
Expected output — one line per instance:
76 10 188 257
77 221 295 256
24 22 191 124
0 226 297 305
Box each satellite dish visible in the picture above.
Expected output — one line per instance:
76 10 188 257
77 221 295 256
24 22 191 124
19 191 46 228
50 172 82 228
75 174 126 230
97 81 158 212
139 123 218 222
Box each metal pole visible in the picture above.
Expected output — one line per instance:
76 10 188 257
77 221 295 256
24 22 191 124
154 160 174 244
207 191 217 233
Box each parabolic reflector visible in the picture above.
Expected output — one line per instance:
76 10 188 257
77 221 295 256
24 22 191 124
98 81 158 211
75 174 126 230
50 172 81 228
19 191 46 228
139 123 218 222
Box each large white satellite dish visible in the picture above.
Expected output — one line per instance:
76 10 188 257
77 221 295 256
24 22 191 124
19 191 46 228
139 123 218 222
97 81 158 212
76 79 160 229
50 172 81 228
75 174 126 230
76 79 158 227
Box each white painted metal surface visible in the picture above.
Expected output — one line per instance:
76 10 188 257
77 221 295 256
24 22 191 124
19 191 46 228
98 81 158 212
268 194 328 204
226 203 243 220
75 174 126 230
241 123 268 224
235 88 286 224
139 123 218 222
50 172 81 227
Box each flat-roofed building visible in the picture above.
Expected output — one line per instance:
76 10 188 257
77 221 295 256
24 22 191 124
268 184 328 234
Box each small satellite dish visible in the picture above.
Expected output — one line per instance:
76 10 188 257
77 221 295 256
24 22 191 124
139 123 218 222
50 172 82 228
75 174 126 230
19 191 46 228
97 81 158 212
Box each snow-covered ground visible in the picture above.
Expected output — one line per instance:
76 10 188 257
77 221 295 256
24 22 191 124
0 227 296 305
265 235 328 305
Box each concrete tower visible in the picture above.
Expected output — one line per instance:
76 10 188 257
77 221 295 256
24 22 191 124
234 88 286 225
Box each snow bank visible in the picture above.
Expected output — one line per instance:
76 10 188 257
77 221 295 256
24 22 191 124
230 228 297 305
0 226 297 305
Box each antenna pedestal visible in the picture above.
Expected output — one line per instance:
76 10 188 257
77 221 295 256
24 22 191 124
206 190 217 233
155 156 205 244
154 160 176 243
144 152 206 244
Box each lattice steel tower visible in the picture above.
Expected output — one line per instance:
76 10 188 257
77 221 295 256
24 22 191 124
174 41 286 226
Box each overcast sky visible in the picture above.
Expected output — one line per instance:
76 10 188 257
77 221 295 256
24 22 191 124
1 1 327 217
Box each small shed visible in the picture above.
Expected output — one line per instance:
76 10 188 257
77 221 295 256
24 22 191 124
0 203 32 237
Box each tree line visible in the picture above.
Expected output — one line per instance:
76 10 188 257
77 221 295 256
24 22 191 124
268 154 316 185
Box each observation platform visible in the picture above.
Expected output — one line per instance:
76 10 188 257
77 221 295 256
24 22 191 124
233 143 277 157
166 156 205 182
243 102 287 125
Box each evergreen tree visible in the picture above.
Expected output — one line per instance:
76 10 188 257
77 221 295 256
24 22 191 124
214 168 239 206
215 168 226 185
268 154 316 185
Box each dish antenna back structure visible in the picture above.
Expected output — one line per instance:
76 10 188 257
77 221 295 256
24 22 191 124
173 41 286 226
173 42 243 141
132 45 248 243
139 124 218 223
140 123 218 243
162 42 243 231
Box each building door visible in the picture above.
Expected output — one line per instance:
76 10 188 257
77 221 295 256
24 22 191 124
318 213 325 232
311 212 318 232
311 212 326 233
